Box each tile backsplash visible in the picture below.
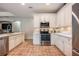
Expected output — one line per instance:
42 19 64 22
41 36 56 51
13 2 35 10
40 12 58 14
53 26 72 33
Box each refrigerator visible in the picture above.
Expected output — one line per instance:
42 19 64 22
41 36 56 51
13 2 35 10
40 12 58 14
72 3 79 56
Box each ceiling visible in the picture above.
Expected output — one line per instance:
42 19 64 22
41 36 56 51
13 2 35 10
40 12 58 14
0 3 64 18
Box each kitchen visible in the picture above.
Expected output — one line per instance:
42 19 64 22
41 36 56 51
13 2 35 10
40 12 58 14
0 3 72 56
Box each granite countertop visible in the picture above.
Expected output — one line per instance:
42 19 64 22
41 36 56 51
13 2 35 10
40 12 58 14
55 32 72 38
0 32 24 37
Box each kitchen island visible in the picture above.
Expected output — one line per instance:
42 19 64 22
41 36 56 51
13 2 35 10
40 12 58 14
0 32 25 51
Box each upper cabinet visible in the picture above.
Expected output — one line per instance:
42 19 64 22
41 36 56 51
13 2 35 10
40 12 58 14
56 4 72 27
33 13 56 28
33 4 72 28
64 4 72 26
56 8 65 27
33 14 40 28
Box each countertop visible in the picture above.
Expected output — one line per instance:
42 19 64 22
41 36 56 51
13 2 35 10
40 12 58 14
0 32 24 37
55 32 72 38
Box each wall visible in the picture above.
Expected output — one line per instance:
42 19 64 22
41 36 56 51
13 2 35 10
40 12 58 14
12 17 33 39
20 18 33 39
0 17 33 39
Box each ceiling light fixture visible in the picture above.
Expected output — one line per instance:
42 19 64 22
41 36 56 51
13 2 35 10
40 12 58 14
28 6 32 8
46 3 50 5
21 3 25 5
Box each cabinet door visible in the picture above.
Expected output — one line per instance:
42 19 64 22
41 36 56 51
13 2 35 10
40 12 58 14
15 34 22 46
33 33 40 45
64 5 72 26
18 34 23 44
55 35 61 48
64 6 68 26
50 14 56 27
57 36 64 52
56 12 60 27
20 33 25 42
59 40 64 52
64 38 72 56
14 35 19 46
54 35 59 46
60 9 65 27
66 4 72 26
9 36 15 51
34 15 40 28
56 9 64 27
54 35 64 53
51 33 55 45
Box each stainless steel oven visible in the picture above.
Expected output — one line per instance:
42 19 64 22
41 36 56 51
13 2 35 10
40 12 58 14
40 22 50 46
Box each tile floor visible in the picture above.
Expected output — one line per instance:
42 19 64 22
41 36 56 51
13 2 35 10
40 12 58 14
8 40 64 56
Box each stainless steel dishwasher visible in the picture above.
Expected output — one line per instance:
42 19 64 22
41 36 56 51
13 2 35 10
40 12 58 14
0 36 9 56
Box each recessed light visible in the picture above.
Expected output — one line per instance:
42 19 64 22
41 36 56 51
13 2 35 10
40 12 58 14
28 6 32 8
46 3 50 5
21 3 25 5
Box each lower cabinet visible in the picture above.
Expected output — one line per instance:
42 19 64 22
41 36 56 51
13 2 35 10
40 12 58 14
9 36 15 51
55 35 64 52
54 34 72 56
9 33 24 51
51 33 55 45
33 33 40 45
64 38 72 56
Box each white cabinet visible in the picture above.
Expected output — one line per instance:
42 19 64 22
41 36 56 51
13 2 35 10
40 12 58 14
64 4 72 26
51 33 55 45
50 14 56 28
56 12 60 27
9 36 15 51
64 38 72 56
33 13 56 28
9 33 24 51
56 4 72 27
15 35 21 46
54 34 72 56
57 9 65 27
33 32 40 45
54 34 64 52
56 6 64 27
33 15 40 28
